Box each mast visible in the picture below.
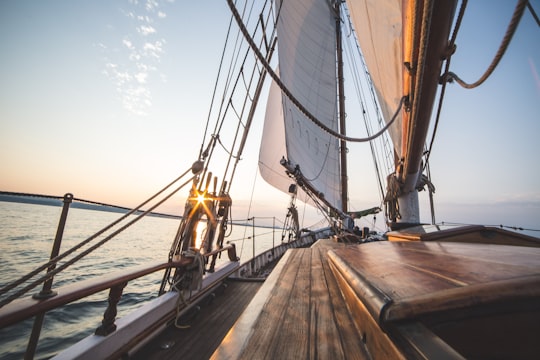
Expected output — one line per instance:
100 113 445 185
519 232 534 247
397 0 457 224
336 1 348 214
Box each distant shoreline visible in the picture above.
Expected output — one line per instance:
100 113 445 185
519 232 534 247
0 191 181 220
0 192 278 229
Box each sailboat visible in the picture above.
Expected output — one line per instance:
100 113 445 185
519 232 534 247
0 0 539 358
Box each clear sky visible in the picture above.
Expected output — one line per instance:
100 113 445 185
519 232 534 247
1 1 539 235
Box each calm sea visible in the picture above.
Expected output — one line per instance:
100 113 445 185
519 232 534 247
0 201 279 359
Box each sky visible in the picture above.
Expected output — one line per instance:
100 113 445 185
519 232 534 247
0 0 539 235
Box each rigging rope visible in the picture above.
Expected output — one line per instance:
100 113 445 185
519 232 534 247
199 3 237 161
528 1 540 26
226 0 406 144
443 0 528 89
208 0 275 197
342 7 392 206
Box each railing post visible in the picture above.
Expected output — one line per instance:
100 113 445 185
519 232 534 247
95 282 127 336
272 217 275 256
40 193 73 298
249 217 255 272
25 193 73 360
227 243 239 262
252 217 255 261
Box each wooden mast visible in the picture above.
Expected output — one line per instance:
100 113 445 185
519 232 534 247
397 0 457 224
336 1 348 214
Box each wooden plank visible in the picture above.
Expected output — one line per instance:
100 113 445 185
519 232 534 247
316 247 369 360
212 249 297 359
238 248 311 359
254 246 366 359
214 243 371 359
308 246 343 358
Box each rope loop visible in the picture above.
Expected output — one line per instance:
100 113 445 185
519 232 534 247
442 0 528 89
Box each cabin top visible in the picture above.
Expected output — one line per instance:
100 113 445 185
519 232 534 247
329 241 540 323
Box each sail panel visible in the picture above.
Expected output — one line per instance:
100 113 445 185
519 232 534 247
260 0 342 210
259 78 290 193
345 0 403 158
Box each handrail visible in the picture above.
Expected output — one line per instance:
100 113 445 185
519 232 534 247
0 243 239 330
0 259 192 329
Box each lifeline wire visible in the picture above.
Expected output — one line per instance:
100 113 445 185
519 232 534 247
0 171 197 307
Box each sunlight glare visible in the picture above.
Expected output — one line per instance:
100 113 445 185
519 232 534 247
195 220 207 249
196 193 206 204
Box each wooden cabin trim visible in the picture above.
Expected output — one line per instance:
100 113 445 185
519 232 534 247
327 256 405 359
326 249 391 323
387 225 540 247
386 224 483 241
328 243 465 359
422 304 540 359
385 274 540 322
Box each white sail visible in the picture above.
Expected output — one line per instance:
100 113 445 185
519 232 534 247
259 75 291 194
259 0 342 210
345 0 403 158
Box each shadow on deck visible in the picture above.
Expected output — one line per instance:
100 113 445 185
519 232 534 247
133 280 262 360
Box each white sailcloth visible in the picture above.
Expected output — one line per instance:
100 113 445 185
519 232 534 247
259 0 342 210
345 0 403 158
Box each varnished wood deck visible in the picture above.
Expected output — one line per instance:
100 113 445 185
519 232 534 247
213 232 540 359
133 280 262 360
214 239 370 359
135 228 540 359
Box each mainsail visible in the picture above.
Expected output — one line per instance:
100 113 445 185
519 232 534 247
259 0 342 211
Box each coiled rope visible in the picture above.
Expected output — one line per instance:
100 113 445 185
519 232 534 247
443 0 528 89
226 0 405 143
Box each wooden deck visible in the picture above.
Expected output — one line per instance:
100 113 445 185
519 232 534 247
213 239 371 359
133 228 539 359
213 231 540 359
133 280 262 360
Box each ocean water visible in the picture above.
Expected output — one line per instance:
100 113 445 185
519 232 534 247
0 201 279 359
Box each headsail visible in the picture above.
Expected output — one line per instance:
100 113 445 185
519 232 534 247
259 0 342 211
345 0 403 160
